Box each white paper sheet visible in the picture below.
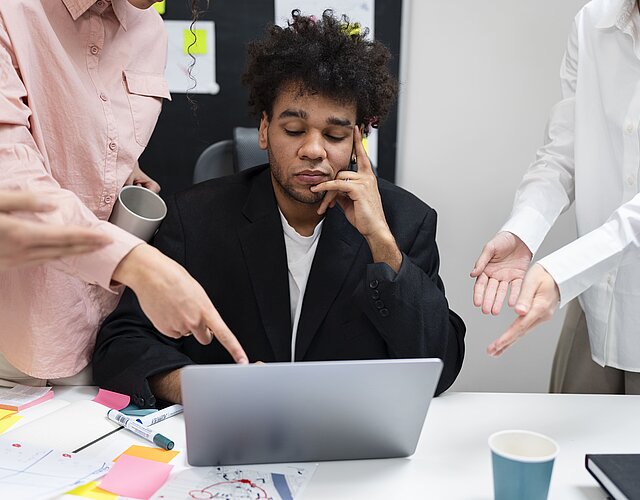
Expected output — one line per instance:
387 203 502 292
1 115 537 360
1 400 119 453
150 462 318 500
0 384 51 409
164 20 219 95
0 441 109 500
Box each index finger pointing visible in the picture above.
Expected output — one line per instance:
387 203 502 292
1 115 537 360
352 126 373 175
205 310 249 364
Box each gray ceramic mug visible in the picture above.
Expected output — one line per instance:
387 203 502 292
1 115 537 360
109 185 167 242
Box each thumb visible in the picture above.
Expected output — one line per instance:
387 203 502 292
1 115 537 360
514 270 538 316
470 245 493 277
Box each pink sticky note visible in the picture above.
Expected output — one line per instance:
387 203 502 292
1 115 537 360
92 388 130 410
99 454 173 499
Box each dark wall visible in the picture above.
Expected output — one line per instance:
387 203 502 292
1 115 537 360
140 1 403 196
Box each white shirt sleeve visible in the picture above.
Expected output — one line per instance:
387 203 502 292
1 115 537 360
501 20 578 255
539 192 640 306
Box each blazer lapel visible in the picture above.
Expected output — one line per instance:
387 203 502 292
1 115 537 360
294 206 363 360
238 169 292 361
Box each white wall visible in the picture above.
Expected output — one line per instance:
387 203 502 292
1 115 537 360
397 0 588 392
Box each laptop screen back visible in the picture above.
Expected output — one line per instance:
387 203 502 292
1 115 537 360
181 358 443 466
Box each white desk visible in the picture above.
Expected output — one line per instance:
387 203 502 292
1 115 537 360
21 388 640 499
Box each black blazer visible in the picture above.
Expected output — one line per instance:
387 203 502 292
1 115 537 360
93 166 465 407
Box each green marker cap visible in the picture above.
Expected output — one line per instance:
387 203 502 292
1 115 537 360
153 433 175 450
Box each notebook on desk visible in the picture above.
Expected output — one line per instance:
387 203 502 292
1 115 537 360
585 454 640 500
181 358 443 466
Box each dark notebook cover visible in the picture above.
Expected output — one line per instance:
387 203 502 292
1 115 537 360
585 454 640 500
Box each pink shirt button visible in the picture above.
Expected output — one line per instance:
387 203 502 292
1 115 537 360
90 45 99 55
108 142 117 151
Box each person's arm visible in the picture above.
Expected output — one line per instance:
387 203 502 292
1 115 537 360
0 191 111 270
0 17 246 361
314 126 402 271
149 370 182 405
312 127 465 395
93 286 193 407
94 194 246 406
489 190 640 356
361 206 465 395
470 20 579 314
0 14 144 286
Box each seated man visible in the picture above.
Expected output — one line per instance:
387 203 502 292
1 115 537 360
92 10 465 407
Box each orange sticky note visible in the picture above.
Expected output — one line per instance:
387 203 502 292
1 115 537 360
115 445 179 464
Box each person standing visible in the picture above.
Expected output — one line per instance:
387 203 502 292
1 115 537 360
471 0 640 394
0 0 247 387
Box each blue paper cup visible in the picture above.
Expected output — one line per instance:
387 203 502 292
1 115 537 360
489 430 559 500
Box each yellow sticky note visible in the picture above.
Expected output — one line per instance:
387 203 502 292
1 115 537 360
114 444 179 464
362 136 369 154
153 0 165 15
184 29 207 55
0 414 22 434
0 409 16 420
66 481 118 500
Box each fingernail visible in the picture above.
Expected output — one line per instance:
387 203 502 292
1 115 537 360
239 357 249 364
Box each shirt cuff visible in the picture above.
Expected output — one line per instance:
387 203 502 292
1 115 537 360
537 225 623 307
501 206 553 255
60 221 144 291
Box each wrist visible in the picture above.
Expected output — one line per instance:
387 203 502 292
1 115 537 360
111 244 158 289
149 369 183 405
366 229 402 273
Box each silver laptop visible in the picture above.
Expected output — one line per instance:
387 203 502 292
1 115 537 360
181 358 443 466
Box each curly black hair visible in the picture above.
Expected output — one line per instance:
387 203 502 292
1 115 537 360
242 9 398 133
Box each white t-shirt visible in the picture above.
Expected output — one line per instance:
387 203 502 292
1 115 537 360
279 209 324 361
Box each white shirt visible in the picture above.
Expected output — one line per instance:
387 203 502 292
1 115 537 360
502 0 640 370
279 210 323 361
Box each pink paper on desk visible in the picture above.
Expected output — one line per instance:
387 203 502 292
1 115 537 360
92 388 130 410
99 454 173 499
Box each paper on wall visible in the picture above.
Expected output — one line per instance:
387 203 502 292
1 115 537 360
164 20 219 95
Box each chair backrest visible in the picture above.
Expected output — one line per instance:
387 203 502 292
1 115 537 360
233 127 268 172
192 139 234 184
192 128 268 184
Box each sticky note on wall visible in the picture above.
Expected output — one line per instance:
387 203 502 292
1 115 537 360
184 29 207 55
153 0 165 15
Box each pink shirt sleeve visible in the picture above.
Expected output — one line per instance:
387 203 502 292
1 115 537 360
0 16 143 290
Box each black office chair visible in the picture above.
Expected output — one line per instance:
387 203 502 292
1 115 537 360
193 127 268 184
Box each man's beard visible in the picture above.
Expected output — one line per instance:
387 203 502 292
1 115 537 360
267 146 327 205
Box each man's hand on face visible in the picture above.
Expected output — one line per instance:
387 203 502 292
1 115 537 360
313 126 386 236
311 126 402 271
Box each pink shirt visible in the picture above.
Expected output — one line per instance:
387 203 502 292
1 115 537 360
0 0 170 377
